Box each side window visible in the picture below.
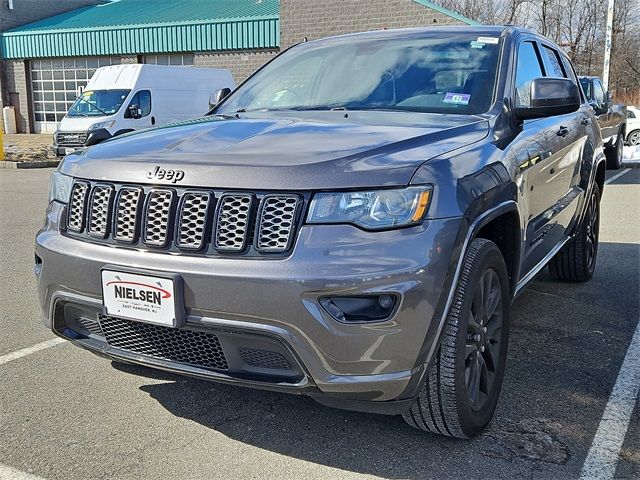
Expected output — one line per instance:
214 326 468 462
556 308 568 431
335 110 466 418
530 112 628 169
593 79 605 105
126 90 151 117
515 41 545 107
560 54 584 102
629 110 636 119
541 46 566 78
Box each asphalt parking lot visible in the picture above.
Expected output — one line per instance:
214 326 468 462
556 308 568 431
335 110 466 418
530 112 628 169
0 167 638 480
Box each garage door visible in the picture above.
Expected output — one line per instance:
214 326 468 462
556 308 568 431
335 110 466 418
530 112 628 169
30 57 121 133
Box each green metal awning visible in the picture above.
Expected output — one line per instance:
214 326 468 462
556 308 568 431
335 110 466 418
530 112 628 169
0 0 279 59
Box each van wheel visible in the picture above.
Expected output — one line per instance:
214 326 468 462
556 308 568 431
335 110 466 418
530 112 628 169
606 131 623 169
403 238 510 438
549 183 600 282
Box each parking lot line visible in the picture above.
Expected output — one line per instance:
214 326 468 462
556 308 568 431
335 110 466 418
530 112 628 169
580 320 640 480
0 338 65 366
604 168 631 185
0 463 48 480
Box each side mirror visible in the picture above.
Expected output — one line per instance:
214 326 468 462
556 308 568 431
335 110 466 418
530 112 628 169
128 104 142 119
515 78 581 120
209 88 231 109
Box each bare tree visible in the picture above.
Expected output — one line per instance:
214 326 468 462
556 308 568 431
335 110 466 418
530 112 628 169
435 0 640 104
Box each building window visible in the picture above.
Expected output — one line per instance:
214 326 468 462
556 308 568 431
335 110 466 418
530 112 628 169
30 57 121 133
143 54 194 66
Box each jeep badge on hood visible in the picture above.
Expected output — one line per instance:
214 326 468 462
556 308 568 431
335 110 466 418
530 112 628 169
146 166 185 183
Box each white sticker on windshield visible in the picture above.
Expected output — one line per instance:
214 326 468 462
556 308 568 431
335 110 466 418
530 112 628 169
444 93 471 105
477 36 499 44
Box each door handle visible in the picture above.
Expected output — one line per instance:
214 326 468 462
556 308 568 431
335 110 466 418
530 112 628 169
151 116 156 126
580 117 591 126
556 126 569 137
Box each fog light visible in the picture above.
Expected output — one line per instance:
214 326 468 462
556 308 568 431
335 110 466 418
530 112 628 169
378 294 394 309
319 295 398 323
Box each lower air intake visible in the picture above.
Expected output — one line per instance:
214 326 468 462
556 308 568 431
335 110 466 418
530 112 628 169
239 348 292 370
99 315 228 371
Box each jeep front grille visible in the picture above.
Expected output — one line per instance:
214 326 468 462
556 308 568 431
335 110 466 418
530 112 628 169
143 190 174 247
87 185 114 238
65 181 303 256
256 195 301 252
67 182 89 233
214 194 253 251
113 187 142 242
177 192 211 250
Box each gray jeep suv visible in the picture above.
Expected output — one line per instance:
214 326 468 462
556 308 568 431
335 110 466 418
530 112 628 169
36 26 605 438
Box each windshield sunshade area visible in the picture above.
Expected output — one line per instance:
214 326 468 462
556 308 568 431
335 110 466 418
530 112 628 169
217 34 501 115
67 89 131 117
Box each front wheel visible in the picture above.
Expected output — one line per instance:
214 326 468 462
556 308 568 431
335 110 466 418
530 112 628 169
628 129 640 146
549 183 600 282
403 238 510 438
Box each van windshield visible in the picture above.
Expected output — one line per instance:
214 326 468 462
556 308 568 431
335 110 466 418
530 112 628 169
67 89 131 117
217 34 501 116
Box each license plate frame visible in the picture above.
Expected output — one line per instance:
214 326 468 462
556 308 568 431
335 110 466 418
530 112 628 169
101 266 185 327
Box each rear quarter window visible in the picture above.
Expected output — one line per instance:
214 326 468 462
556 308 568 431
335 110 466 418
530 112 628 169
541 46 566 78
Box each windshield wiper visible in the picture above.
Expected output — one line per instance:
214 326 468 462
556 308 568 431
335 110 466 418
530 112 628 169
74 96 109 116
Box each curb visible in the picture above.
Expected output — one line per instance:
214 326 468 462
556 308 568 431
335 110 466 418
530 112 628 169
621 160 640 168
0 160 60 169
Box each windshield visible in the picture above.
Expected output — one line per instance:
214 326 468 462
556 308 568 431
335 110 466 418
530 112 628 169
579 79 591 98
67 89 131 117
217 34 501 116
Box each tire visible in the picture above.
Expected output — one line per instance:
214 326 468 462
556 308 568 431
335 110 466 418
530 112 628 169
549 183 600 282
605 130 624 170
403 238 511 439
627 129 640 146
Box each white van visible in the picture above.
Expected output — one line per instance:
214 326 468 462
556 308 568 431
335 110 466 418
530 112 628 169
53 64 234 156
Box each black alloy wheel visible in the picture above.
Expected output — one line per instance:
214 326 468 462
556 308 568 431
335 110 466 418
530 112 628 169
465 268 504 412
584 187 600 271
549 182 601 282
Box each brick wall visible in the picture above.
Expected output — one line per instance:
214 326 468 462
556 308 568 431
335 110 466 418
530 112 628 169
280 0 464 48
1 0 105 32
3 60 31 133
195 49 280 83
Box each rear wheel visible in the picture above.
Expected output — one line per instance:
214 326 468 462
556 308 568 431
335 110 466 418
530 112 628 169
628 129 640 146
606 131 624 169
403 238 510 438
549 183 600 282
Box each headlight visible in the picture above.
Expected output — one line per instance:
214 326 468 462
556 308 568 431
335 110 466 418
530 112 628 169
89 120 115 130
307 186 432 230
48 171 73 204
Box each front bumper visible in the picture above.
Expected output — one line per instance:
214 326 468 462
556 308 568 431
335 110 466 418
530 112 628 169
36 201 462 412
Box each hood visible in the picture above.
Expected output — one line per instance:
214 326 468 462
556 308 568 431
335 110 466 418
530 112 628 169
58 114 115 133
60 112 489 190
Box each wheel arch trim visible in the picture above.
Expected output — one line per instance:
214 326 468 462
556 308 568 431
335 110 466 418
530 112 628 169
418 200 518 369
